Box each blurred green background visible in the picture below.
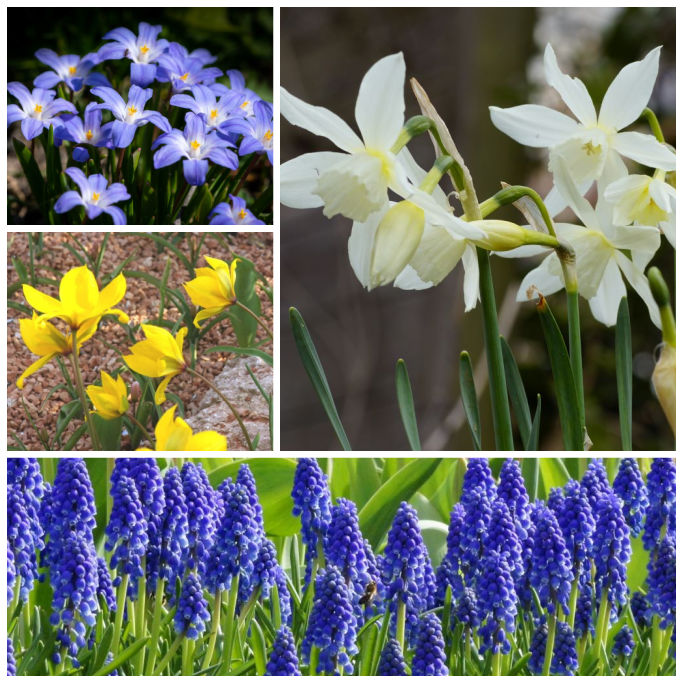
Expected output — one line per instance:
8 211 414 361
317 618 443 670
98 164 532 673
280 7 675 451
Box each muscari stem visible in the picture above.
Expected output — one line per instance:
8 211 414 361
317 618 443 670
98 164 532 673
567 575 580 631
111 573 130 656
234 299 273 339
492 648 502 676
649 615 662 675
309 645 320 676
70 330 101 450
185 366 254 450
132 569 147 673
542 608 558 676
593 590 610 662
395 598 407 652
220 576 240 675
152 633 184 676
202 589 224 669
182 637 194 676
144 579 166 675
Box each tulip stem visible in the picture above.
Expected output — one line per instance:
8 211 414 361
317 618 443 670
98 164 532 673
70 330 101 450
234 300 272 339
126 412 154 448
185 366 255 450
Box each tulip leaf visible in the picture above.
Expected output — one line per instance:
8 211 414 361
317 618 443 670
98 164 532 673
536 296 583 450
92 414 122 451
458 351 481 450
615 297 632 450
358 458 441 548
227 258 261 347
501 336 532 447
395 359 421 450
289 307 351 451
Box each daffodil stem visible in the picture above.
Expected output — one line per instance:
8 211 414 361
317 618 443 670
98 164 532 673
186 366 255 450
642 107 665 143
234 300 272 339
478 185 558 238
126 412 154 447
70 331 101 450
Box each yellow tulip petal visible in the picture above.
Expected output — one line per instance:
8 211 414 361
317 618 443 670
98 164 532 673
17 353 57 389
124 351 162 378
187 430 228 451
154 373 176 405
205 256 230 272
184 276 228 308
141 324 179 358
98 273 127 311
104 308 130 324
192 306 225 328
174 327 188 356
22 284 62 315
60 265 99 315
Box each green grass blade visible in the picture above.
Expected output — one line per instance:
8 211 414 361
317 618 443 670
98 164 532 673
615 297 632 450
521 456 539 500
500 336 532 446
289 307 351 450
458 351 481 450
395 358 421 450
92 635 149 675
525 394 542 450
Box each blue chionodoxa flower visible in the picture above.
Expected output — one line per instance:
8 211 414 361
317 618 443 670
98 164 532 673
91 84 171 148
54 168 130 225
220 100 273 164
209 195 265 225
7 82 76 140
153 111 238 186
156 43 223 92
170 84 239 130
98 22 169 87
33 49 110 92
55 104 112 163
212 69 262 116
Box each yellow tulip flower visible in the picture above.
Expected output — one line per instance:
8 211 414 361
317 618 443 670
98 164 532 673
123 324 187 405
137 404 227 451
183 256 240 327
23 265 129 332
17 313 97 389
86 371 129 419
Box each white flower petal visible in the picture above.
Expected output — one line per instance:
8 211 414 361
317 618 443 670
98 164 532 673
549 154 599 230
401 222 466 288
556 224 612 298
494 244 551 259
649 178 675 212
614 251 661 328
280 152 347 209
489 104 579 147
595 150 628 233
612 131 676 171
598 46 661 131
355 52 406 149
587 258 626 327
543 180 592 218
612 223 660 271
461 246 480 311
348 208 386 289
543 44 597 126
280 86 363 154
516 253 564 302
393 264 433 291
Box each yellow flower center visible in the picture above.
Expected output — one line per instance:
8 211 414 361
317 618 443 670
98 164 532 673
190 140 200 150
210 109 218 119
140 44 150 54
180 72 189 82
263 130 273 141
69 66 77 75
34 104 43 113
86 129 93 141
240 100 249 109
238 209 247 220
582 141 601 156
92 192 100 201
128 106 138 115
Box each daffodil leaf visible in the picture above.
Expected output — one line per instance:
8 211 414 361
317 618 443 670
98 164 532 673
500 337 532 447
615 297 632 450
458 351 481 450
525 393 542 452
395 358 421 450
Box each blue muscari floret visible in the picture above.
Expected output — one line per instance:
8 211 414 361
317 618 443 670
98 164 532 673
483 498 523 581
91 84 171 148
174 572 210 639
613 458 648 536
476 551 517 655
266 626 301 676
456 587 480 631
238 537 285 612
436 505 462 607
219 100 273 164
497 459 531 540
529 504 573 615
8 637 16 676
236 464 264 534
274 565 293 626
105 475 149 599
98 23 169 87
148 467 188 593
612 625 635 657
529 621 578 675
8 458 44 507
642 458 676 550
412 612 449 676
7 82 77 140
54 168 130 225
209 195 266 226
555 480 594 581
96 557 117 612
291 458 332 584
50 531 100 668
34 49 109 91
646 534 675 629
580 458 611 514
181 462 219 576
462 457 497 507
156 43 223 92
547 487 565 517
630 591 650 628
204 482 260 594
574 581 595 639
153 111 238 186
7 547 16 603
302 566 358 674
593 492 631 620
377 638 407 676
459 485 493 584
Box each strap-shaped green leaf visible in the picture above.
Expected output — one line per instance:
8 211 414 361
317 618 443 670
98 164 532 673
526 394 542 451
615 297 632 450
501 336 532 447
92 635 149 675
13 138 46 214
289 307 351 450
459 351 481 450
395 358 421 450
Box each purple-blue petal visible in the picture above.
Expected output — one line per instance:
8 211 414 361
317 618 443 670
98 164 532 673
103 206 127 225
54 191 84 214
239 137 263 157
169 93 200 113
153 144 185 169
21 117 45 140
140 111 171 133
86 204 105 220
97 44 126 62
127 85 153 111
34 48 62 70
184 112 205 143
7 105 25 126
33 71 62 89
109 121 137 148
72 146 90 163
65 167 90 195
84 72 111 89
101 183 131 205
183 159 208 186
7 82 33 111
102 26 137 45
206 147 238 169
130 63 157 87
91 86 126 118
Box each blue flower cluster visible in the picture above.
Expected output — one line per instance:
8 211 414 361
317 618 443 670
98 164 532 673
612 625 635 657
174 572 210 639
529 620 578 675
642 458 676 550
7 22 271 224
377 638 407 676
612 458 648 536
265 626 301 676
411 613 449 676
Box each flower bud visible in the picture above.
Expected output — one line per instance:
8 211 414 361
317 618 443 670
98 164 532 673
652 342 675 435
471 220 532 251
130 380 141 402
370 201 425 288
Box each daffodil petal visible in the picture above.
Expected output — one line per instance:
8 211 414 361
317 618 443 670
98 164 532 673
587 258 626 327
614 251 662 329
280 152 347 209
489 104 579 148
348 209 385 289
611 132 676 172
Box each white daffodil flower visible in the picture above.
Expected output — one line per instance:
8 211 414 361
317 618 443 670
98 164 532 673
604 173 676 247
490 44 676 212
280 53 414 222
516 156 662 328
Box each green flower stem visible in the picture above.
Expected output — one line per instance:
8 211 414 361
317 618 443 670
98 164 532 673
232 153 262 197
395 598 407 652
220 576 240 675
649 616 662 675
593 591 611 662
144 579 166 675
309 645 320 675
202 589 224 669
565 288 585 429
478 185 557 238
126 412 154 448
492 648 502 676
70 330 101 450
115 147 125 182
371 608 392 675
642 107 665 143
659 624 674 670
171 179 190 221
567 576 580 630
132 570 147 673
541 609 558 676
182 637 194 676
234 299 273 339
111 573 130 656
615 654 624 675
476 247 514 450
577 633 588 663
152 633 184 676
185 366 255 450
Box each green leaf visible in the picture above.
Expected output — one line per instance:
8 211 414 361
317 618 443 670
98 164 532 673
92 635 149 675
358 458 441 548
13 138 46 214
249 620 267 675
526 394 542 451
459 351 481 450
395 359 421 450
204 345 273 366
615 297 632 450
501 337 532 446
289 307 351 450
227 258 261 347
538 458 570 498
521 457 539 501
92 414 122 451
536 296 583 450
